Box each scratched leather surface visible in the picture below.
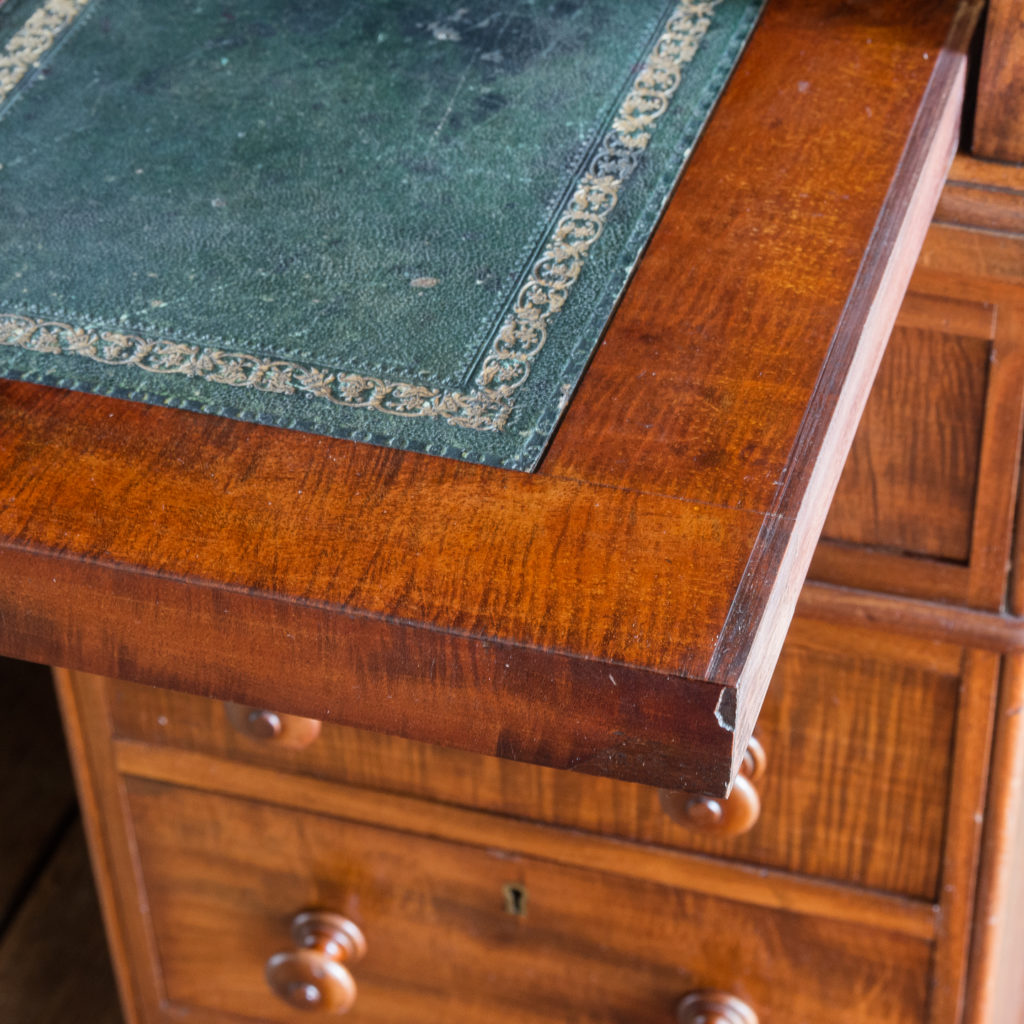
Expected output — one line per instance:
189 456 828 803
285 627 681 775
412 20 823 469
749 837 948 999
0 0 761 469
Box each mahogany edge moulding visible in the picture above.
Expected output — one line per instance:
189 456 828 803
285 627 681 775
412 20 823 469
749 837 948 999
0 0 974 795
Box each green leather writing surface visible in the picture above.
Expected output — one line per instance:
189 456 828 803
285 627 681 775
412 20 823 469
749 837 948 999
0 0 761 469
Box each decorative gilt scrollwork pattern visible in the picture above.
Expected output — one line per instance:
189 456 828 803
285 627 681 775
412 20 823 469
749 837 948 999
0 315 513 428
0 0 91 106
0 0 722 433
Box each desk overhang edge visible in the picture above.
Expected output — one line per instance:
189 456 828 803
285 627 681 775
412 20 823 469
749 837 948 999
0 0 977 795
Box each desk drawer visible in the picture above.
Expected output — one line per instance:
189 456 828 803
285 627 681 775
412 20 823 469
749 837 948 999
812 277 1024 609
124 778 931 1024
107 617 961 899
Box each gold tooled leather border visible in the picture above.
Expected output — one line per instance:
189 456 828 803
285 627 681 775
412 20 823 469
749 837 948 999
0 0 91 105
0 0 721 432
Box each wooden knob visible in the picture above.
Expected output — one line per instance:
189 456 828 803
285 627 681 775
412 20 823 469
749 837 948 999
659 737 766 837
224 703 322 749
266 911 366 1014
677 990 759 1024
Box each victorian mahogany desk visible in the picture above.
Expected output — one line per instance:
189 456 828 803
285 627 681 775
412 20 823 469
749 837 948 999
3 1 1024 1022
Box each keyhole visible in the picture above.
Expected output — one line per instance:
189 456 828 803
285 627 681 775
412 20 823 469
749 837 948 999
502 882 527 917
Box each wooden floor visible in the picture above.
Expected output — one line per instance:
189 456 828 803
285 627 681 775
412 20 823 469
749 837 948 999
0 656 123 1024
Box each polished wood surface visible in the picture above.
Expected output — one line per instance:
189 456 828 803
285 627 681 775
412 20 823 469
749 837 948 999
64 156 1023 1023
822 295 991 564
971 0 1024 163
265 911 366 1015
893 153 1024 1024
223 704 322 749
1014 426 1024 621
54 194 1024 1016
55 671 156 1024
927 650 1000 1024
125 779 933 1024
105 615 960 899
811 162 1024 613
50 591 1007 1024
966 655 1024 1024
658 737 766 838
108 734 937 942
19 6 1024 1024
797 583 1024 654
0 0 972 794
936 157 1024 235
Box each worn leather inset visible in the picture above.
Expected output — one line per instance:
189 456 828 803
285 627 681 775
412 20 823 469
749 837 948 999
0 0 762 469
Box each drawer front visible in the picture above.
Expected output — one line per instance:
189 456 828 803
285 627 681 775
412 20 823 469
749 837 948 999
108 617 961 899
125 778 931 1024
823 292 993 566
812 260 1024 609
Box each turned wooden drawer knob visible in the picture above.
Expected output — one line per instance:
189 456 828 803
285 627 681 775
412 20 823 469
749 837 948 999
224 702 322 749
659 737 767 837
265 911 367 1014
677 990 759 1024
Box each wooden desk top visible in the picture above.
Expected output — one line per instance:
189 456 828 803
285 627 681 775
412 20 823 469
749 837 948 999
0 0 975 794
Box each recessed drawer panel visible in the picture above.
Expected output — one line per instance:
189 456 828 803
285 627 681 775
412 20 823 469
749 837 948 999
125 779 931 1024
812 274 1024 609
823 294 993 565
107 617 960 899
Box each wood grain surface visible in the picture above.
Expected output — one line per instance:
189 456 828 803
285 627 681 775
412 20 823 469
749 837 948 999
937 156 1024 235
0 0 973 793
105 614 960 899
124 778 934 1024
965 654 1024 1024
822 300 991 564
53 670 154 1024
1015 456 1024 620
798 582 1024 653
971 0 1024 163
812 155 1024 614
927 650 1000 1024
